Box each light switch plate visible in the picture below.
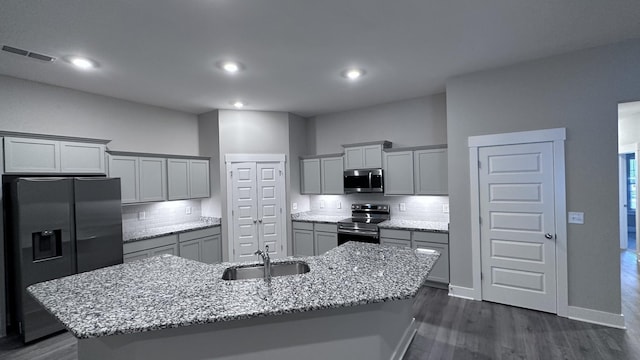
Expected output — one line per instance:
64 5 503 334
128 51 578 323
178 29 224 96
320 200 325 209
292 202 298 210
443 204 450 213
185 206 192 215
568 211 584 224
138 211 146 220
337 201 342 209
399 203 406 212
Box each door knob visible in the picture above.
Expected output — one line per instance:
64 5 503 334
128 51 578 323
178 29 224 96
545 233 553 239
253 219 257 224
259 219 263 223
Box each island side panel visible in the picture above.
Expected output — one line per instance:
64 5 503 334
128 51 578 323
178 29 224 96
78 298 415 360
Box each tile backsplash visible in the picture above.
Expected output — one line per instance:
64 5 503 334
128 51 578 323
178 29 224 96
304 194 449 222
122 200 202 233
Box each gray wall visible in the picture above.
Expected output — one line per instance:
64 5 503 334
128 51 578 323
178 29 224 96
446 39 640 314
198 110 221 217
0 75 199 155
218 110 291 260
309 94 447 154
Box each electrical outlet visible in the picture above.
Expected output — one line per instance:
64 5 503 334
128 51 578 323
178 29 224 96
292 202 298 210
320 200 325 209
337 201 342 209
443 204 450 213
138 211 146 220
399 203 406 212
185 206 192 215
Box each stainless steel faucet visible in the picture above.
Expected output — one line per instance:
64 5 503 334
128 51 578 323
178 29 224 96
254 245 271 281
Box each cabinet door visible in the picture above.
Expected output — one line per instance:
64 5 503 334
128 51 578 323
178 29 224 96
321 157 344 194
4 137 60 173
151 244 178 257
383 151 414 195
179 238 202 262
167 158 190 200
201 234 221 264
344 147 363 170
414 241 449 284
363 144 383 168
301 159 321 194
314 231 338 255
414 148 448 195
108 155 139 203
293 229 314 256
123 250 149 263
189 160 210 198
139 157 167 202
60 142 106 174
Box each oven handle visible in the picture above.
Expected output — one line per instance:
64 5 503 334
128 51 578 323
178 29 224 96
337 228 379 238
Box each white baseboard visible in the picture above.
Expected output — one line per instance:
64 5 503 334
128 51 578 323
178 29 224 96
448 285 479 300
567 306 626 329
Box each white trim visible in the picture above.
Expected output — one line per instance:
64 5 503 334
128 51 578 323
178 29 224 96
567 306 626 329
619 143 636 154
468 127 566 147
225 153 286 163
225 162 234 261
619 155 628 249
448 285 478 300
468 128 568 316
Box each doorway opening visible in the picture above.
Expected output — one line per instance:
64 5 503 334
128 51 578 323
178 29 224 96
618 101 640 256
626 153 636 251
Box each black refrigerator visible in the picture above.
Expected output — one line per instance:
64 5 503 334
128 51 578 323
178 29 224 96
5 177 123 342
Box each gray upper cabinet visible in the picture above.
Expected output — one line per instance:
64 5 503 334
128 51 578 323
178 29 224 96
108 155 140 203
343 141 391 170
321 156 344 194
168 158 210 200
300 158 321 194
414 148 448 195
189 160 210 199
139 157 167 202
4 137 106 174
60 141 106 174
383 150 414 195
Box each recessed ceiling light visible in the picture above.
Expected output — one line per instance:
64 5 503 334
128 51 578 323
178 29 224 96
218 61 244 74
231 101 245 108
341 68 365 80
68 56 96 70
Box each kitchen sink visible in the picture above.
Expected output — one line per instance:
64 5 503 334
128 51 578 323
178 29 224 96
221 261 310 280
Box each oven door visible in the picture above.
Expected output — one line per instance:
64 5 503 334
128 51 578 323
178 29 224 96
337 229 380 245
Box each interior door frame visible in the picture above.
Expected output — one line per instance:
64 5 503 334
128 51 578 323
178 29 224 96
468 128 568 317
618 143 638 253
225 154 287 261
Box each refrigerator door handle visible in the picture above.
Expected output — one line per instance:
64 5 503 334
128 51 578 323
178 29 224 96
77 235 97 241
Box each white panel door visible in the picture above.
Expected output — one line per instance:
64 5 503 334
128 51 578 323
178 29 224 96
257 162 284 259
479 142 557 313
231 163 259 261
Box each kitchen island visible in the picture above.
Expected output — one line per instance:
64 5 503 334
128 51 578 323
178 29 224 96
28 242 439 360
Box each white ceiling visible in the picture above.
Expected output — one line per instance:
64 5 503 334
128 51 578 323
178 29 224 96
2 1 640 117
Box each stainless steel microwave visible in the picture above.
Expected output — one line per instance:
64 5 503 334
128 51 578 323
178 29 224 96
343 168 384 193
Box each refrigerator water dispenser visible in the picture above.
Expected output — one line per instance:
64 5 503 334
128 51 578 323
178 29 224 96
32 229 62 261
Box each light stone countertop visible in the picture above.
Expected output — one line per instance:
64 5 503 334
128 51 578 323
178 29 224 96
27 242 439 339
290 212 349 224
378 219 449 233
123 218 222 243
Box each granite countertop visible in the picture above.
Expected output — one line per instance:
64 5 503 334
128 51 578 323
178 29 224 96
28 242 439 340
290 212 349 224
123 218 221 243
378 219 449 233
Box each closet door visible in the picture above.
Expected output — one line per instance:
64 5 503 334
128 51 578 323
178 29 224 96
230 162 259 261
256 162 285 259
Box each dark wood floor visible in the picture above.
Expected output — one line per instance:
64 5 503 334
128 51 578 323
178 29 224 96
1 251 639 360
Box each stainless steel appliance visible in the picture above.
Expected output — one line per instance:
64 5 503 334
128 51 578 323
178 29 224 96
343 168 384 193
337 203 390 245
5 177 123 342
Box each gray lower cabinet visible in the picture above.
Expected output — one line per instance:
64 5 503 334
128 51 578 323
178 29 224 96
123 235 179 263
380 228 449 286
293 221 337 256
123 227 221 264
178 227 222 264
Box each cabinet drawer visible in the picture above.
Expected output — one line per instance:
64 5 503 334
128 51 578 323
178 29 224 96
179 226 220 242
381 238 411 248
314 223 337 233
379 228 411 240
124 234 178 254
292 221 314 231
412 231 448 244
